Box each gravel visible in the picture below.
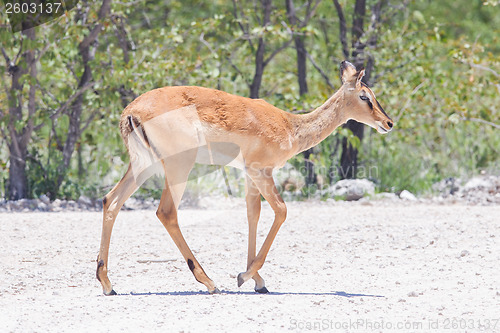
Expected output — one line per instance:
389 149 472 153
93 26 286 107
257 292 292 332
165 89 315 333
0 200 498 332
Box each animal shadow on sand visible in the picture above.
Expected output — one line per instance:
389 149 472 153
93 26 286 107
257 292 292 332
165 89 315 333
125 290 384 298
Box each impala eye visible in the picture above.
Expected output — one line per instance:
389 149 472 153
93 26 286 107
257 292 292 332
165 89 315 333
360 95 369 101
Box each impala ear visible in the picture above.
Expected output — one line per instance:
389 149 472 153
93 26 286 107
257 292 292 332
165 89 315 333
355 69 365 88
340 61 357 85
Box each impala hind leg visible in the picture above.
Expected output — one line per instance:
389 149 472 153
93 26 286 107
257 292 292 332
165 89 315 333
245 176 268 293
238 169 287 288
156 158 219 294
97 164 139 295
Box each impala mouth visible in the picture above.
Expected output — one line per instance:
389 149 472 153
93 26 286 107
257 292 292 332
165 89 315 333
377 125 388 134
375 121 391 134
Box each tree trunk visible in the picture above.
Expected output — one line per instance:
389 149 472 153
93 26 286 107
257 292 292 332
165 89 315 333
339 0 366 180
339 121 364 179
7 151 28 200
53 49 91 198
5 26 37 200
286 0 316 186
295 33 316 186
249 0 272 99
295 35 308 95
250 39 266 99
52 0 112 197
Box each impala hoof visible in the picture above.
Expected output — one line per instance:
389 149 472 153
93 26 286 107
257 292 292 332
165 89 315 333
255 286 269 294
104 289 117 296
209 287 221 295
237 273 245 287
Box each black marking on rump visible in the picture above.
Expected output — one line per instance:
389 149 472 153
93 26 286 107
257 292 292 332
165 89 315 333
96 259 104 282
127 115 150 146
127 115 134 131
141 127 150 146
187 259 195 272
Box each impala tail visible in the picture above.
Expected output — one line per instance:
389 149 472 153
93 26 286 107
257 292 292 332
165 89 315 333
122 115 150 148
120 114 164 182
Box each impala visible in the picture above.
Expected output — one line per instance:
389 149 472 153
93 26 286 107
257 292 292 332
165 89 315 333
96 61 393 295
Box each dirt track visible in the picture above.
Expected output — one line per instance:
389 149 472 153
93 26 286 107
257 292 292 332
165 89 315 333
0 200 498 332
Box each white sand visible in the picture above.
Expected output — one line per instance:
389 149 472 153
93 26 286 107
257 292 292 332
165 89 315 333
0 200 498 332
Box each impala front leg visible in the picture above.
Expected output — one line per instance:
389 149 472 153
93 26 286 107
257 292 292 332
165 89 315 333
238 170 287 289
245 176 268 293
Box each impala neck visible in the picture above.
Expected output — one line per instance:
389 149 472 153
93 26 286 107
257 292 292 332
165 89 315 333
291 89 348 154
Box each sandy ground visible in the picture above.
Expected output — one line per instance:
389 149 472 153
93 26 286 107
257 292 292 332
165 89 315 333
0 200 498 332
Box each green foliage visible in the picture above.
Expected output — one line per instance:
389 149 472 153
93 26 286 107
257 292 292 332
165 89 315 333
0 0 498 201
356 1 500 194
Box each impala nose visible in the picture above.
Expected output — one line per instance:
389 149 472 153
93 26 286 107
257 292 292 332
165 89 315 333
387 121 393 129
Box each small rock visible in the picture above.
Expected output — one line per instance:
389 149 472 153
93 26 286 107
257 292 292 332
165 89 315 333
39 194 50 204
407 291 418 297
460 250 470 257
37 202 49 211
328 179 375 201
18 198 29 207
7 201 20 210
124 197 142 210
400 190 417 201
78 195 92 206
463 177 493 191
432 177 460 196
65 200 78 210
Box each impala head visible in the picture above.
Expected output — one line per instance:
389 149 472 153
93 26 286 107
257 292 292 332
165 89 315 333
340 61 393 134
